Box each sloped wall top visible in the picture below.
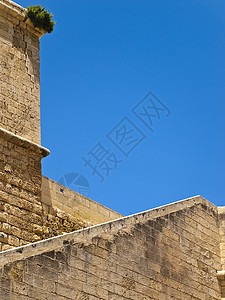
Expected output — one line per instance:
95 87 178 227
0 195 217 267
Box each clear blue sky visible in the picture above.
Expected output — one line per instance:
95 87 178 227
17 0 225 216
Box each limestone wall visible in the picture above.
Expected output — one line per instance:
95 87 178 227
42 176 123 225
0 128 49 251
217 207 225 298
0 196 222 299
0 0 122 252
0 128 122 252
0 2 223 298
0 0 45 144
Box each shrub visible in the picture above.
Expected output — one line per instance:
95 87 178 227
25 5 55 33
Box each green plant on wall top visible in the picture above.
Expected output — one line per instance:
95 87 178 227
25 5 55 33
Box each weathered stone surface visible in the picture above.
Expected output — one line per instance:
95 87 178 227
0 0 45 144
0 0 123 253
0 129 121 251
0 196 223 299
0 131 97 247
0 1 224 299
41 176 123 225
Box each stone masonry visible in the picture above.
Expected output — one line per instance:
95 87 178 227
0 0 122 252
0 196 224 300
0 128 122 251
0 0 43 144
0 0 225 299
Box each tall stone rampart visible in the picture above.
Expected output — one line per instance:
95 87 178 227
0 2 224 299
0 0 50 250
0 196 223 299
0 0 44 144
0 0 122 252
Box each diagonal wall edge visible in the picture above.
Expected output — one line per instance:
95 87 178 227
0 195 219 265
0 195 223 299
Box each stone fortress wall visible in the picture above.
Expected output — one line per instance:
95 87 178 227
0 0 225 299
0 0 42 144
42 176 123 226
0 0 122 253
0 196 225 300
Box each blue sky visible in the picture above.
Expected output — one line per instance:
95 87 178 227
17 0 225 216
